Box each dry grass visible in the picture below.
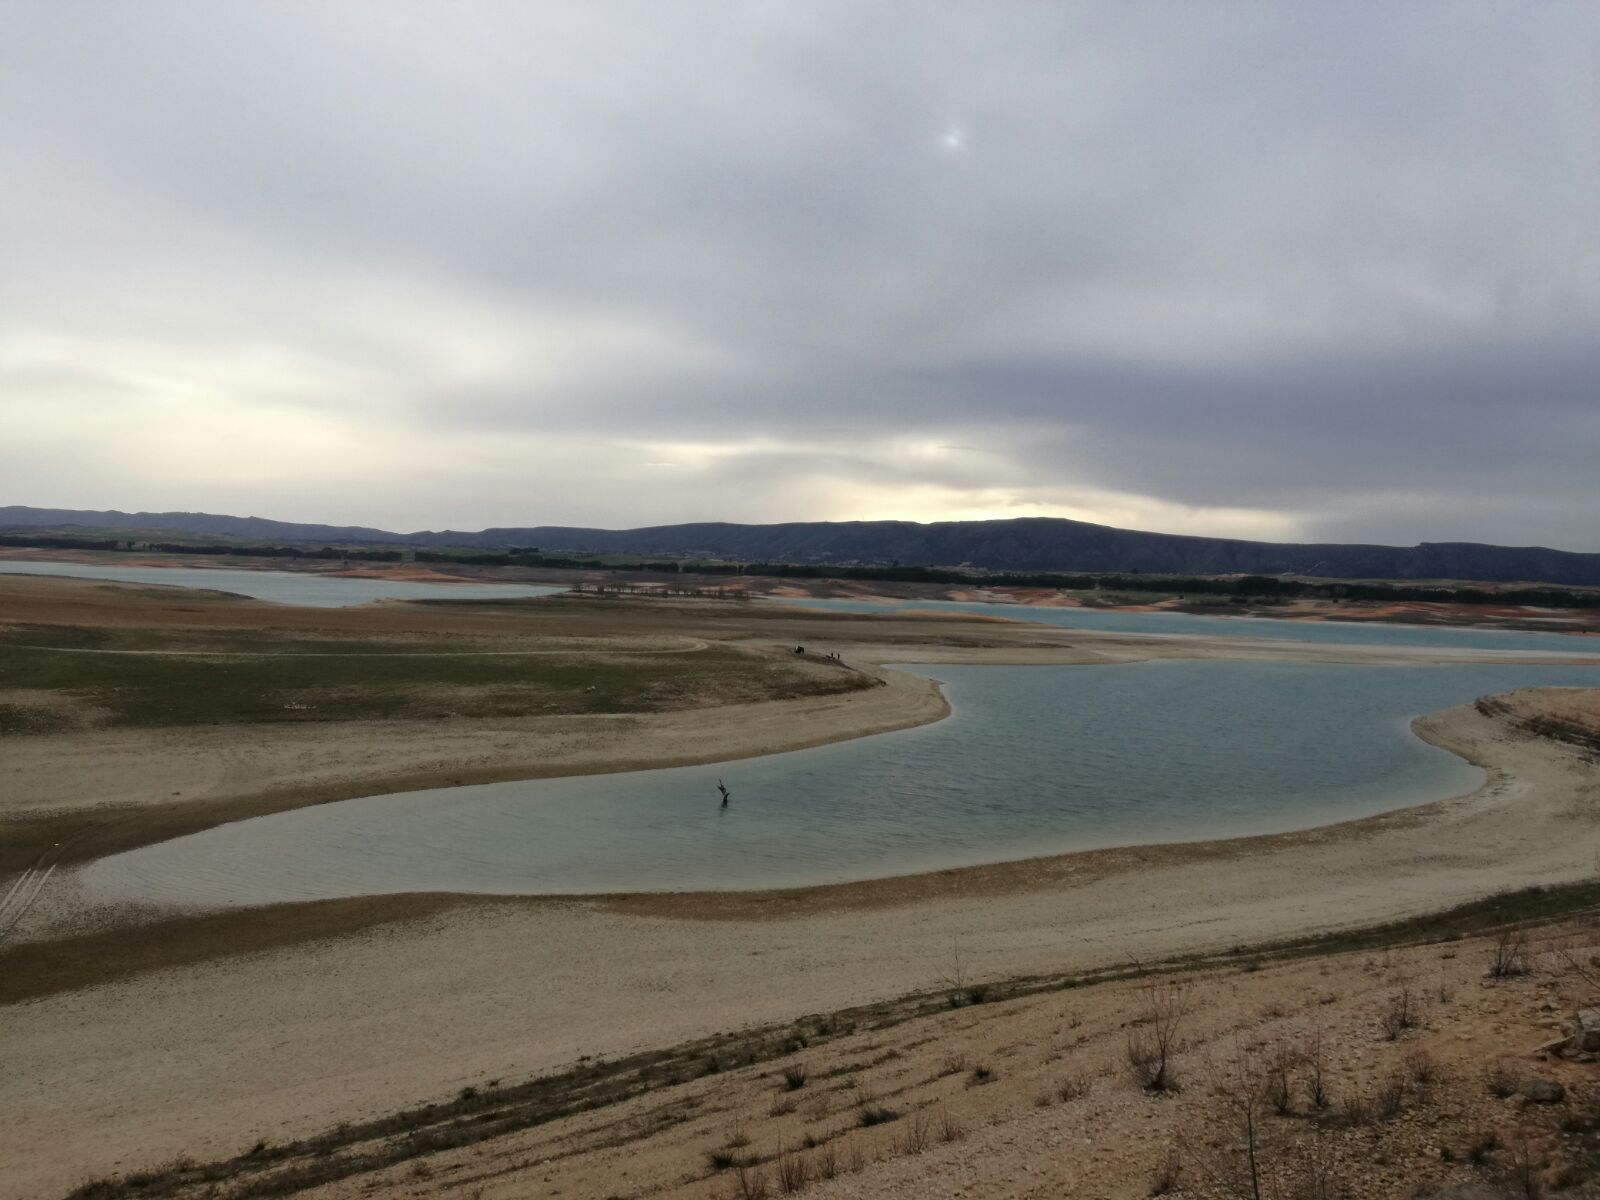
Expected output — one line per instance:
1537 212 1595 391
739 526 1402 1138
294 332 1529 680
57 921 1600 1200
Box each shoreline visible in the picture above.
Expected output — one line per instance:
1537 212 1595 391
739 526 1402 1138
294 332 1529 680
4 692 1599 1196
13 688 1519 951
6 629 1597 889
5 546 1599 639
0 662 951 881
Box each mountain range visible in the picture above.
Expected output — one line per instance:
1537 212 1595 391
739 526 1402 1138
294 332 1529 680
4 505 1600 586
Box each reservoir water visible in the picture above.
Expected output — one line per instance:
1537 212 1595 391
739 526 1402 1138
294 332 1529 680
784 596 1600 655
80 659 1600 906
0 560 563 607
6 558 1594 652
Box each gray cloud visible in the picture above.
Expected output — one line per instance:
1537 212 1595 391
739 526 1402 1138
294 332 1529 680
2 1 1597 547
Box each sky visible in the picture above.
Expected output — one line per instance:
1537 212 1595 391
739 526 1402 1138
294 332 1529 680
2 2 1597 548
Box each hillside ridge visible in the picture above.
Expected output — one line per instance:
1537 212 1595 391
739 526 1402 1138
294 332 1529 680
4 505 1600 585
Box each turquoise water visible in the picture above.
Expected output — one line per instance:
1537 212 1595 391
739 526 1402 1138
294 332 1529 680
0 560 563 607
781 596 1600 655
79 660 1600 905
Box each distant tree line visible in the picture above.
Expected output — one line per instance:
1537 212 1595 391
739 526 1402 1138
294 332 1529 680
0 534 123 551
0 533 402 561
2 531 1596 607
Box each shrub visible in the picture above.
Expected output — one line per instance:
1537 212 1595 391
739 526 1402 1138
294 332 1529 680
936 1106 964 1143
1379 984 1417 1040
1127 984 1187 1093
858 1101 900 1128
1488 929 1530 978
1374 1073 1407 1120
774 1151 808 1195
1338 1091 1372 1127
1486 1059 1518 1098
893 1114 930 1156
1467 1130 1500 1164
732 1162 770 1200
782 1065 808 1091
1149 1148 1183 1196
814 1143 839 1179
1056 1075 1090 1103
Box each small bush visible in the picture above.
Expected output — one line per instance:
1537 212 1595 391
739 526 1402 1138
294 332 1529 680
893 1114 930 1156
1374 1073 1406 1120
1403 1048 1439 1096
774 1151 808 1195
1305 1026 1329 1110
1467 1130 1500 1164
1508 1134 1543 1200
969 1064 995 1086
1126 984 1187 1093
1488 929 1530 978
1338 1091 1372 1127
1055 1075 1089 1103
936 1106 964 1143
782 1065 808 1091
733 1162 770 1200
858 1101 900 1128
814 1143 839 1180
1379 983 1417 1040
1487 1059 1518 1098
1263 1041 1296 1116
1149 1148 1183 1196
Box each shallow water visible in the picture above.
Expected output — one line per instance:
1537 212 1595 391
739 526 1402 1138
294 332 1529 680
0 560 563 608
80 660 1600 905
783 596 1600 655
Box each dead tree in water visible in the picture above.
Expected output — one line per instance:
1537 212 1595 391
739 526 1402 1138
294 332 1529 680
717 779 730 807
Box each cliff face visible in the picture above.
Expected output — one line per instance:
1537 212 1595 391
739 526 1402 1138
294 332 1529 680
4 506 1599 585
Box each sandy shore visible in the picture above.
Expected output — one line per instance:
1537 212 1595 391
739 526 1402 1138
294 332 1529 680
0 662 947 826
3 690 1598 1197
6 623 1591 890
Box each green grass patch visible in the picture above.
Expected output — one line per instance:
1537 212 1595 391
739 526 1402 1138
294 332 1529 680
0 627 869 731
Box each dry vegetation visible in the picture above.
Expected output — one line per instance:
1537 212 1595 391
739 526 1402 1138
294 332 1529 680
56 886 1600 1200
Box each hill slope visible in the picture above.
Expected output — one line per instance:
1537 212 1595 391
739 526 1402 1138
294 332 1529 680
4 505 1600 585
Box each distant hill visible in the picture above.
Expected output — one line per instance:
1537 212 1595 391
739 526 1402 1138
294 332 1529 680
4 505 1600 586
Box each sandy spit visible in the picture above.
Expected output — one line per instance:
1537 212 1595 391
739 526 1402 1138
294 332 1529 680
0 664 947 826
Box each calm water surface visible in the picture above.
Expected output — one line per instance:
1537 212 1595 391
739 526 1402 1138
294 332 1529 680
782 596 1600 655
80 660 1600 905
0 560 563 607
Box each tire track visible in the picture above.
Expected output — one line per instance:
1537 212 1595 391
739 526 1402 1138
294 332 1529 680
0 862 57 942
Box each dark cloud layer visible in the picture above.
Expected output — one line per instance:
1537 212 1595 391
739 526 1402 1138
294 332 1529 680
3 2 1596 546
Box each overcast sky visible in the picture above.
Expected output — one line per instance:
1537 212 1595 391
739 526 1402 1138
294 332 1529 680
3 2 1597 546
